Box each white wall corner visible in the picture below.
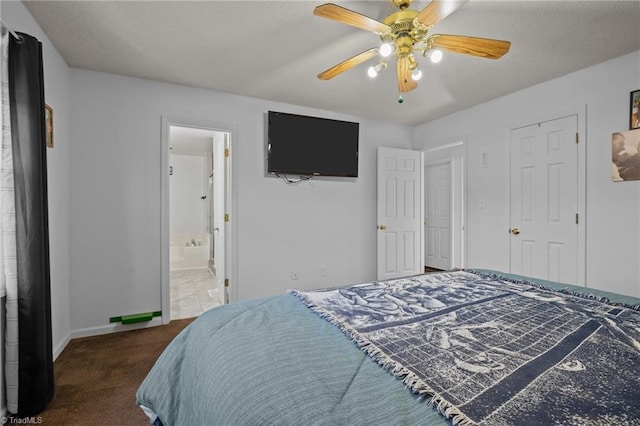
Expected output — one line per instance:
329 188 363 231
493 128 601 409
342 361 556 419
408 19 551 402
53 332 71 361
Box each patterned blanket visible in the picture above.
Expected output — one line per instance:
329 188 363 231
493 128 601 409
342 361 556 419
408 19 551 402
293 271 640 425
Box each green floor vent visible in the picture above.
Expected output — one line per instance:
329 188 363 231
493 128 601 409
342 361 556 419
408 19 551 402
110 311 162 324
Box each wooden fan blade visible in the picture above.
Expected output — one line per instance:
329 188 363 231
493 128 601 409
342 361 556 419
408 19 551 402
416 0 468 27
314 3 390 34
397 56 417 93
430 34 511 59
318 48 378 80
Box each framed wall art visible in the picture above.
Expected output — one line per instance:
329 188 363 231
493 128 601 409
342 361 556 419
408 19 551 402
612 128 640 181
631 90 640 130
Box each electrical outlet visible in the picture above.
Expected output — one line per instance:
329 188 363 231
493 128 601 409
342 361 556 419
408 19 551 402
291 272 299 280
320 265 327 277
479 197 486 209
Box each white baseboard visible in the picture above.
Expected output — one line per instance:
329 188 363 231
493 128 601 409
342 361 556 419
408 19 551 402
70 317 164 339
53 332 71 361
51 319 162 373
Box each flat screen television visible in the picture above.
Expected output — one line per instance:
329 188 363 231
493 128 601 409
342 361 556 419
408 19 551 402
267 111 359 177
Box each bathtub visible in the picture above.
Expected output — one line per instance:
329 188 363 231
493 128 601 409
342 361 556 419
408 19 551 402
170 234 210 270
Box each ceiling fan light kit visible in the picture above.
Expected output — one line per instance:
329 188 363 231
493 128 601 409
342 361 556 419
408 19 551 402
314 0 511 99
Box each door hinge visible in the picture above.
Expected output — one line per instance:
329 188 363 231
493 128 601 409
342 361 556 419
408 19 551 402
575 213 579 224
575 132 579 144
224 148 230 158
224 278 229 287
224 213 229 222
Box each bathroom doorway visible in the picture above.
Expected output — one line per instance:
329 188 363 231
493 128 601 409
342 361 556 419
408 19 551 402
164 124 231 320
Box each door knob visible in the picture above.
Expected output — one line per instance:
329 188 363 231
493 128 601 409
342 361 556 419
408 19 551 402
510 228 520 235
378 225 387 230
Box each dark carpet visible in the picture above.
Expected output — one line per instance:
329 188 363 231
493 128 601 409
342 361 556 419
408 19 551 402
39 318 194 425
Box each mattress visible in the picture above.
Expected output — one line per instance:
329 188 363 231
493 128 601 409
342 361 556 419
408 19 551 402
137 270 640 425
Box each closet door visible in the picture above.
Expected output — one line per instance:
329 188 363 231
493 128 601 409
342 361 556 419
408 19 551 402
509 115 578 284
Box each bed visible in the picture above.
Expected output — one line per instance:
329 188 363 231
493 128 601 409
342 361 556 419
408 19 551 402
136 270 640 425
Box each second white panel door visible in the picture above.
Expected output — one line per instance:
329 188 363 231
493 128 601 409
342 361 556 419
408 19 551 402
425 161 452 270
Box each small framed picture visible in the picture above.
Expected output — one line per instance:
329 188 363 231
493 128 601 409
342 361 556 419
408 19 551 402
612 128 640 181
45 103 53 148
631 90 640 130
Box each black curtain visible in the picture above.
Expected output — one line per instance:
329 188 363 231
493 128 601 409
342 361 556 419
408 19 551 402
8 32 53 416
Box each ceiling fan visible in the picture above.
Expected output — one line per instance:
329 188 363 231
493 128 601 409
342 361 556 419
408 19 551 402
314 0 511 95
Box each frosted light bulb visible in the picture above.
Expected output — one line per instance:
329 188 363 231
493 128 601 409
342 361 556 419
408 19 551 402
367 66 378 78
429 49 443 64
411 69 423 81
379 43 393 58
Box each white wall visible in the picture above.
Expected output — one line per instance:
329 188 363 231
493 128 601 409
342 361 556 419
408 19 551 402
2 0 71 356
69 69 413 331
414 50 640 297
169 154 206 237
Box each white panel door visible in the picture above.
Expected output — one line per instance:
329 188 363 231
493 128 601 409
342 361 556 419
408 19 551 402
377 147 423 280
510 115 578 284
425 161 452 270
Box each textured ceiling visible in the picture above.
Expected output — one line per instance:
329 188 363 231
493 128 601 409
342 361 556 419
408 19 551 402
23 1 640 126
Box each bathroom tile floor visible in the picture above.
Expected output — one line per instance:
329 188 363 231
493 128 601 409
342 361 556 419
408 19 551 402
170 268 222 320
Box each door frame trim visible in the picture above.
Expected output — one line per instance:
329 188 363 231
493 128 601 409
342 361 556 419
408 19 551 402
508 107 586 286
160 116 238 324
